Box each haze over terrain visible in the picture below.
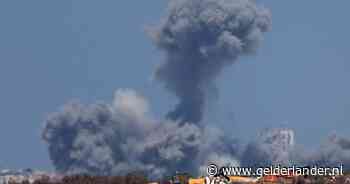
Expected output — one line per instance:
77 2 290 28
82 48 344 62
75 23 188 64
0 0 349 174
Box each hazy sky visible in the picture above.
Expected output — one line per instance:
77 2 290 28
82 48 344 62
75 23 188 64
0 0 349 170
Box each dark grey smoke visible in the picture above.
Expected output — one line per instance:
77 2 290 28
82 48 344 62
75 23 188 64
43 0 272 178
241 142 272 167
149 0 271 124
41 0 350 175
42 89 203 178
42 90 242 178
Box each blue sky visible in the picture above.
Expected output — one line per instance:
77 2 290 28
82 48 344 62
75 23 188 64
0 0 349 170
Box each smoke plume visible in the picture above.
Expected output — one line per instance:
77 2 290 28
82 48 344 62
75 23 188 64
240 130 350 169
42 89 242 178
42 0 272 178
43 89 202 178
241 128 295 167
149 0 271 124
304 134 350 170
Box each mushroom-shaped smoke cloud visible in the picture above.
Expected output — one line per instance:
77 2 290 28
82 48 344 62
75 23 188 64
149 0 271 124
43 0 272 178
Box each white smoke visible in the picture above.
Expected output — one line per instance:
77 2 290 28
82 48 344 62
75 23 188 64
241 128 296 167
304 134 350 170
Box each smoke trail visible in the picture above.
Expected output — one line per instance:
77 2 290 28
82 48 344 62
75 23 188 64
149 0 271 124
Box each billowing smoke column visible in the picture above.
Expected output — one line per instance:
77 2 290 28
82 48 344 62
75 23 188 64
42 0 272 178
42 89 241 178
43 89 202 178
149 0 271 124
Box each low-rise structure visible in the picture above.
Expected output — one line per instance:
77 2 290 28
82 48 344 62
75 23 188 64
0 168 63 184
